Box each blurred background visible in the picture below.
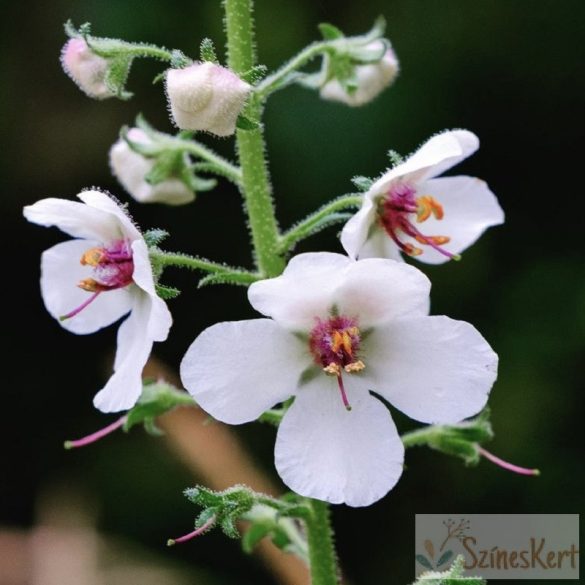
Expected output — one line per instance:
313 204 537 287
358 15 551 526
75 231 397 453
1 0 583 583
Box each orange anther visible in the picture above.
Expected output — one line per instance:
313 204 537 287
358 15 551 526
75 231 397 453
81 247 107 266
416 195 444 223
77 278 102 292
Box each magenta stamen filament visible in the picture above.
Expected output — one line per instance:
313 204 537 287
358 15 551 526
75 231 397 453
336 374 352 411
167 516 216 546
59 291 101 321
64 415 128 449
478 446 540 476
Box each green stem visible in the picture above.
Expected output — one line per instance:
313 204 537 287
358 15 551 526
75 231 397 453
149 249 253 276
255 40 331 99
278 193 362 253
305 499 339 585
224 0 284 277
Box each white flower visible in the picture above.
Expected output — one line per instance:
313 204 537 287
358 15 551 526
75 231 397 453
320 41 399 107
165 62 252 137
109 128 195 205
23 190 172 412
180 253 497 507
341 130 505 264
61 38 114 100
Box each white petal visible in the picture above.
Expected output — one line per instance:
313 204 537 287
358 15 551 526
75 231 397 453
77 190 142 241
180 319 306 424
23 197 120 242
369 130 480 195
275 381 404 507
40 240 133 334
355 225 403 262
248 253 351 330
365 316 498 424
335 258 430 327
407 176 505 265
94 291 153 412
340 195 376 260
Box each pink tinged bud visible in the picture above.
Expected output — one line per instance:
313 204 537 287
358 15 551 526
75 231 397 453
165 63 252 137
320 41 399 107
61 38 114 100
109 128 195 205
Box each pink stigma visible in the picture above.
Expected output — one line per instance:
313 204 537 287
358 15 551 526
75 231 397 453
167 516 216 546
64 415 128 449
478 446 540 476
379 183 459 260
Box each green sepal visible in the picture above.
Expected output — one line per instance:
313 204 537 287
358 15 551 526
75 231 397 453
387 149 404 166
198 270 259 288
351 175 374 191
318 22 345 40
143 228 170 247
236 115 260 131
170 50 190 68
104 55 135 99
241 64 268 84
200 38 219 64
155 284 181 300
123 381 196 434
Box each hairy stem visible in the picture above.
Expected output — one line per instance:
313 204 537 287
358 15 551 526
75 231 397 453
149 249 255 277
224 0 284 277
305 499 339 585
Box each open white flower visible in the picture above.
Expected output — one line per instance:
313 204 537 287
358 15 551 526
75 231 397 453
320 41 399 107
110 128 195 205
165 62 251 137
341 130 504 264
180 253 497 507
23 190 172 412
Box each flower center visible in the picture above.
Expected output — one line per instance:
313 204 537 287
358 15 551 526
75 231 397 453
60 239 134 321
308 315 365 411
379 183 458 260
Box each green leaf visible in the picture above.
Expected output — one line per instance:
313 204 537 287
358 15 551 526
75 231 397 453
200 38 219 64
123 381 196 433
236 115 260 131
318 22 345 40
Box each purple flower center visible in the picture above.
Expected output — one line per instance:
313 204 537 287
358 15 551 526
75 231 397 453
379 183 458 260
60 239 134 321
308 315 365 411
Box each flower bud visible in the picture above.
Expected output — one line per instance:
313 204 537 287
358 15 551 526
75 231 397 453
320 41 399 107
165 63 252 137
61 38 115 99
109 128 195 205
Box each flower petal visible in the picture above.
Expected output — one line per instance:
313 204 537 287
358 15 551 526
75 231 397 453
275 381 404 507
40 240 133 334
94 291 154 412
365 316 498 424
340 194 376 260
407 176 504 264
23 197 121 242
370 130 480 195
180 319 306 424
335 258 431 327
78 190 142 241
248 253 351 330
354 225 403 262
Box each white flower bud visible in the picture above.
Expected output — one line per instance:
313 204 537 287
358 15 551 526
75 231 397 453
320 41 399 107
165 62 252 137
61 38 115 100
109 128 195 206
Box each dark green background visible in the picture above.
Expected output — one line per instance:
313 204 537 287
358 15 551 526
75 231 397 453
1 1 583 583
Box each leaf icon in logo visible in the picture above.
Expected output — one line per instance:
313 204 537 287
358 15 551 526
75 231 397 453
424 539 435 559
416 554 434 570
437 549 454 567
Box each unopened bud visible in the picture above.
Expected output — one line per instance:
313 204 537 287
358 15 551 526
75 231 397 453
320 41 399 107
165 63 252 137
61 38 114 99
109 128 195 205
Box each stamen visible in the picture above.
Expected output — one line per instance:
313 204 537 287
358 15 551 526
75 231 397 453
167 516 216 546
323 363 341 376
59 291 101 321
478 446 540 476
81 247 107 266
64 415 128 449
344 360 365 373
336 373 352 411
416 195 444 222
